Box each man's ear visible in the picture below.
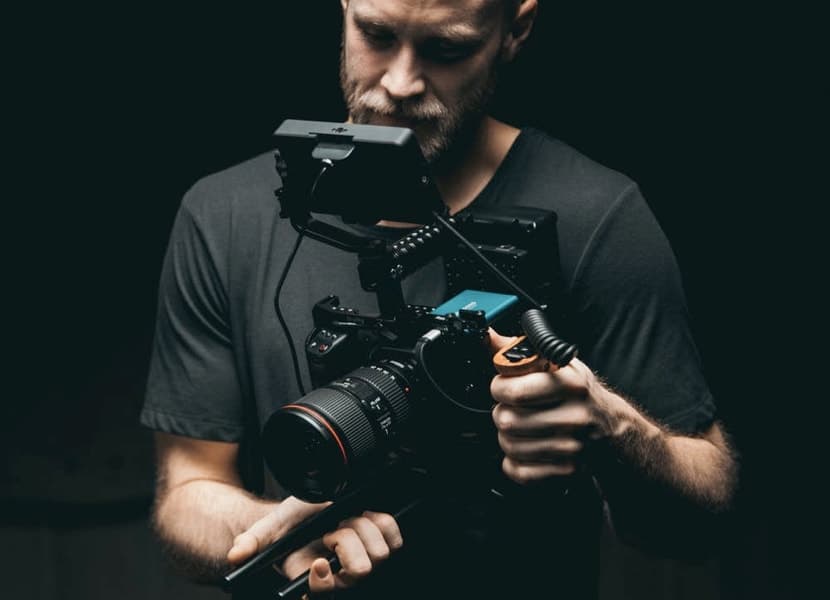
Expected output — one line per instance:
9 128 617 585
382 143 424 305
341 0 348 14
502 0 538 62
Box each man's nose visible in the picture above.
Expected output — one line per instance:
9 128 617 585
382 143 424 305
379 46 426 100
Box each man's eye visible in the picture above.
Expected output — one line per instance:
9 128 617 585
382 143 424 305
361 28 395 48
422 42 477 63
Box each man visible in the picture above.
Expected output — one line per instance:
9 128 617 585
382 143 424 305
141 1 738 598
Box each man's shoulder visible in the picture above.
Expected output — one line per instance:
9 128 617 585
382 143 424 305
181 151 281 221
489 127 640 227
484 128 647 274
516 128 635 194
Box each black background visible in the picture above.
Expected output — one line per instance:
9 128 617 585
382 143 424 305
5 3 811 599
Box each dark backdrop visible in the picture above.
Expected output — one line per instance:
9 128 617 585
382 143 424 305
5 3 806 599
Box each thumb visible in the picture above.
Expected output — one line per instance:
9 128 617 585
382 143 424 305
486 327 519 356
227 509 284 565
228 510 281 564
308 557 337 594
227 533 259 565
227 497 330 565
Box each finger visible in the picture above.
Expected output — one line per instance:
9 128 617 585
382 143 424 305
363 511 404 551
337 516 389 563
498 431 583 462
502 456 576 484
491 365 591 407
227 509 285 564
279 496 333 528
307 557 337 595
492 401 594 437
322 528 372 582
337 513 400 564
281 539 328 579
227 532 259 565
227 497 329 565
486 328 520 355
490 371 558 407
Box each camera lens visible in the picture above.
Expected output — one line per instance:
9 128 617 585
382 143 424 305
262 363 412 502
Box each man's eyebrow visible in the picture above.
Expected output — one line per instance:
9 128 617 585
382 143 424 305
353 13 391 31
428 24 487 44
352 10 487 43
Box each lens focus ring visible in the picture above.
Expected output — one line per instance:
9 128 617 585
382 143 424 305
352 365 410 424
296 388 376 462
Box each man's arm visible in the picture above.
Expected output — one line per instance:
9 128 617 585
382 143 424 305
151 432 308 581
489 333 738 558
589 404 738 557
151 432 403 589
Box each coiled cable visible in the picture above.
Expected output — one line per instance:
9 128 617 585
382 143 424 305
521 309 578 368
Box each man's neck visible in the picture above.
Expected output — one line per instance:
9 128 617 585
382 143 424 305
376 117 520 228
433 116 519 215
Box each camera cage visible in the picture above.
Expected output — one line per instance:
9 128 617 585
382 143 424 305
272 119 560 319
226 120 571 597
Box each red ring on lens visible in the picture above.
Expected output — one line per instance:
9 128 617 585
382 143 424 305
282 404 349 467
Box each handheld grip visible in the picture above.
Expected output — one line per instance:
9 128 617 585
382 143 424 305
489 311 579 500
492 310 578 376
492 335 551 376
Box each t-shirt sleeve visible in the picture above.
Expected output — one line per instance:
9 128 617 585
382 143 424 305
568 184 716 435
140 187 245 442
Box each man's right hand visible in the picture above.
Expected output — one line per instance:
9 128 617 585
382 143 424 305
227 497 403 595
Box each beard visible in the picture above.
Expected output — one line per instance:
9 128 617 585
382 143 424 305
340 45 499 166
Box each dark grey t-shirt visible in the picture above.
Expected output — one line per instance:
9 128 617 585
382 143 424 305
141 128 716 598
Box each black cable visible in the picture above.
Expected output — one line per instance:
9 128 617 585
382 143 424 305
273 160 335 397
414 332 491 414
274 230 307 397
429 211 578 366
521 309 578 367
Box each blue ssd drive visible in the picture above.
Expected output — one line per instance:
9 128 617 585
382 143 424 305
431 290 519 324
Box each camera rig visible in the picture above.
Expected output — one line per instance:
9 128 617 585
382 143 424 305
224 120 578 598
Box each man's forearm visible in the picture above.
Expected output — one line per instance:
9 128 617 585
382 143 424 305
593 392 738 557
153 479 277 582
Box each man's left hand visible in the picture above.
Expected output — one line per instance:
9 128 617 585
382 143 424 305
488 330 619 484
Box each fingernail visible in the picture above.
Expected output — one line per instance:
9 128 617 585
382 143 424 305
313 560 330 577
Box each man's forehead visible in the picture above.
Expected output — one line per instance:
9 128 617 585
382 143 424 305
348 0 502 35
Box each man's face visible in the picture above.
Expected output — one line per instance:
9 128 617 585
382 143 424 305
340 0 509 164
